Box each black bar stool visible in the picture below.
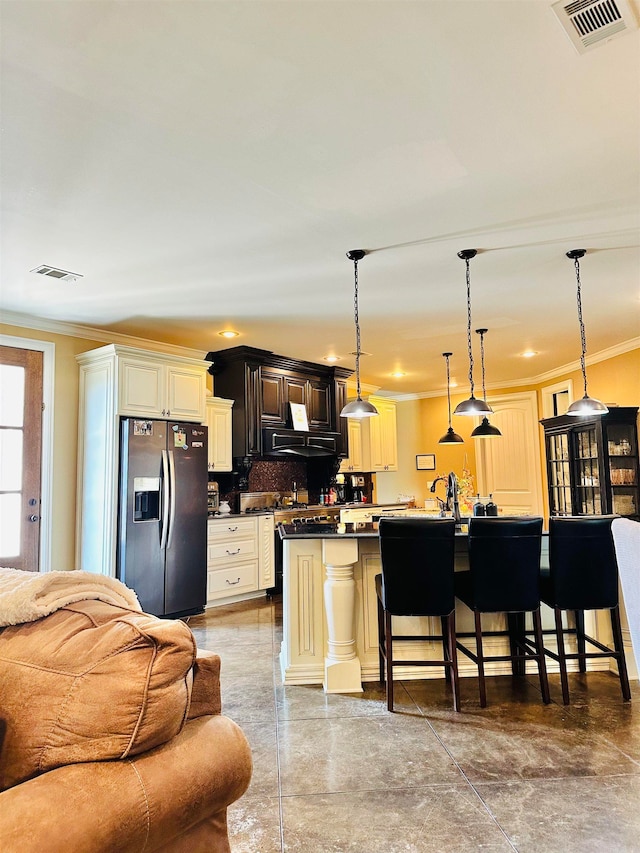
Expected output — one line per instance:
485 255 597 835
455 516 550 708
540 515 631 704
376 517 460 712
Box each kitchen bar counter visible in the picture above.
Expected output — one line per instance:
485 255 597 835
278 524 587 694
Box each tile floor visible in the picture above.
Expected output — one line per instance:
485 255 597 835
188 597 640 853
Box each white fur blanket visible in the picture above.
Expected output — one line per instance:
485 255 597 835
0 567 141 627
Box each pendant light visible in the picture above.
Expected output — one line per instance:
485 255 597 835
471 328 502 438
340 250 379 418
565 250 608 416
453 249 493 416
439 352 464 444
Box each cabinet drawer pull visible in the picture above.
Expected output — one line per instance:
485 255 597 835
226 577 241 585
226 548 241 555
227 525 238 532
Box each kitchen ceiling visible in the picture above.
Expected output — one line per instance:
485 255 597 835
1 0 638 396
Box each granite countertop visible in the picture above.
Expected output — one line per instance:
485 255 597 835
278 521 475 540
208 511 272 520
278 522 379 539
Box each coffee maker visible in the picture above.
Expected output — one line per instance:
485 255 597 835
349 474 366 503
207 481 220 514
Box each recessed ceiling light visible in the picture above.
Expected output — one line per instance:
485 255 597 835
218 330 239 338
324 355 341 362
521 350 538 358
449 381 459 388
390 371 405 378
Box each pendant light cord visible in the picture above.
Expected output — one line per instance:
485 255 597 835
478 330 487 401
445 354 453 427
353 257 362 400
464 258 476 397
574 255 589 398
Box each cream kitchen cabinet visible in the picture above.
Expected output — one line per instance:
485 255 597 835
340 396 398 473
205 397 234 472
206 513 275 605
118 351 207 422
363 396 398 472
339 418 363 473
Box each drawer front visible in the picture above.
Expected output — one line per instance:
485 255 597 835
207 561 258 600
208 536 258 564
208 517 257 539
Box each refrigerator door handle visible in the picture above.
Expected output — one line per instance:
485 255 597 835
160 449 170 550
167 450 177 549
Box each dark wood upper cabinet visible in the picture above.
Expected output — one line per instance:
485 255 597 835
308 379 331 429
260 370 284 423
206 346 352 459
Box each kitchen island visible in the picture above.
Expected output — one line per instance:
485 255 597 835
277 521 588 694
278 521 477 692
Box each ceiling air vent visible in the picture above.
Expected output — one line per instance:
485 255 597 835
30 264 83 283
552 0 638 53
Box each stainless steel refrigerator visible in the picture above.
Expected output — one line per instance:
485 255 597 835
117 418 208 617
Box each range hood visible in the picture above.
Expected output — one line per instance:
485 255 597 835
262 428 341 458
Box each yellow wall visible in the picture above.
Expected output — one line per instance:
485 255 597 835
1 323 104 569
376 348 639 509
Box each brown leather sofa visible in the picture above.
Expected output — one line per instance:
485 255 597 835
0 599 252 853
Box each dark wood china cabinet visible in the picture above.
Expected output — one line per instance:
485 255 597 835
541 407 639 520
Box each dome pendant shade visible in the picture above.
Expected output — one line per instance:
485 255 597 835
453 395 493 416
565 249 608 417
340 249 379 419
471 417 502 438
340 397 379 418
439 426 465 444
566 395 609 416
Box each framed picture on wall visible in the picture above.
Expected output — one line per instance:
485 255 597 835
416 454 436 471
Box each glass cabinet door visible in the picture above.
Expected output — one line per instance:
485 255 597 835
573 426 601 515
607 423 638 517
547 432 572 515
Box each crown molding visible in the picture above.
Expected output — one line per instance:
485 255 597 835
0 310 207 360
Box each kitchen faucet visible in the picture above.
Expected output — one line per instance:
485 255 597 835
430 472 461 522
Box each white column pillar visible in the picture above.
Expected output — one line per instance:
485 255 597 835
322 538 363 693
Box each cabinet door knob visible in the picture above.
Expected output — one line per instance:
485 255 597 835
29 514 39 522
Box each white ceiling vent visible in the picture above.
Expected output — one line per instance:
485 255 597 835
552 0 638 53
30 264 83 283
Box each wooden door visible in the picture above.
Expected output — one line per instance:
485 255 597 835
0 345 43 571
475 391 544 517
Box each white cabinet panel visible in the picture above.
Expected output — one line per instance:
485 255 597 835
340 397 398 473
339 419 363 473
119 359 165 417
206 513 274 602
258 514 275 590
117 352 207 421
207 561 258 599
205 397 233 472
